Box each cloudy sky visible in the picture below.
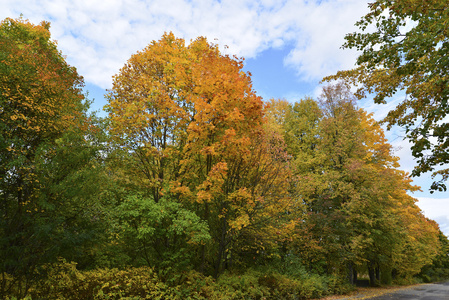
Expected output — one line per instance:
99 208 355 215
2 0 448 235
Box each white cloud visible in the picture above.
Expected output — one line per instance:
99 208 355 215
1 0 370 89
283 0 369 81
417 197 449 237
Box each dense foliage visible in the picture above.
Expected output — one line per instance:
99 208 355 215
0 17 108 297
324 0 449 192
1 16 448 299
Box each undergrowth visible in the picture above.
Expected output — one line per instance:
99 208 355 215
2 259 353 299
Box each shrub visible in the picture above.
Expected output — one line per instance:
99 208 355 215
30 260 177 299
258 272 301 299
214 270 269 299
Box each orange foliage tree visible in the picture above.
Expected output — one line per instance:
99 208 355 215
106 33 298 276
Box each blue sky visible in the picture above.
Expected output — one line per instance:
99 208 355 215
3 0 448 234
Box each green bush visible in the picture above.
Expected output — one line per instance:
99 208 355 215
325 275 353 295
166 269 216 300
258 272 301 299
214 270 269 299
215 269 352 300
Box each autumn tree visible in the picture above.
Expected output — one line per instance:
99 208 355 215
181 38 296 276
107 33 298 277
305 84 369 278
283 83 440 285
419 230 449 282
324 0 449 192
0 17 106 297
106 33 195 202
388 192 441 282
263 98 291 135
106 33 204 271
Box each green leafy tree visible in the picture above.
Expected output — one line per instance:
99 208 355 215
0 17 107 297
283 83 440 285
115 193 210 271
419 230 449 282
324 0 449 192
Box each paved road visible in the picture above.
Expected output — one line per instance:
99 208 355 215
366 281 449 300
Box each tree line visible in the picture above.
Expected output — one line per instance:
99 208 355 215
1 1 448 297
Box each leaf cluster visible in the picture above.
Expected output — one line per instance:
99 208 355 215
323 0 449 192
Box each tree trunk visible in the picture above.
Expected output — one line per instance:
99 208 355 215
200 202 209 274
368 262 378 287
381 265 393 285
347 261 354 285
213 218 227 278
